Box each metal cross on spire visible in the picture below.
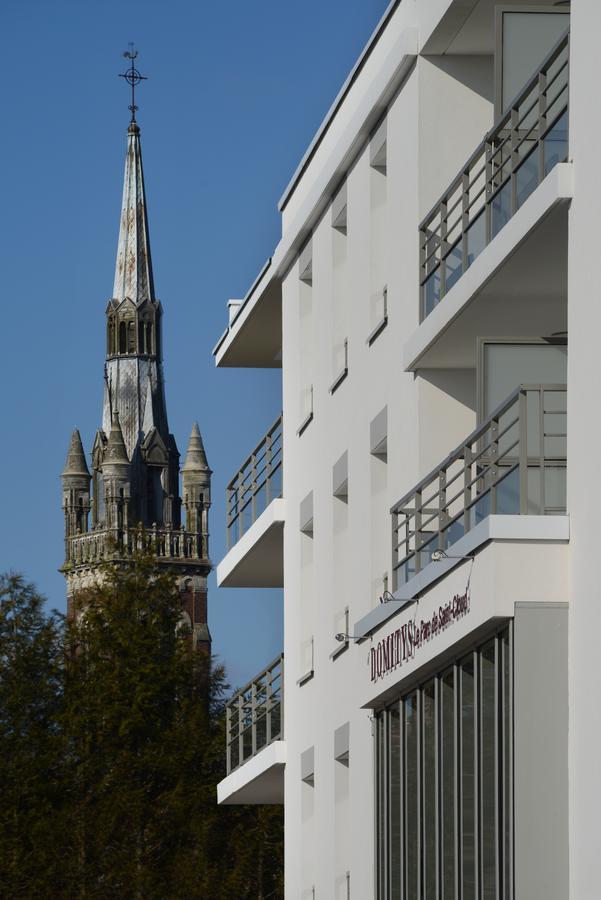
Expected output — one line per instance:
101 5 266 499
119 43 147 123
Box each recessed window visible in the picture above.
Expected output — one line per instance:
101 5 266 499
330 339 348 394
370 118 387 173
331 181 348 233
298 240 313 285
332 451 348 502
299 491 314 537
370 407 388 461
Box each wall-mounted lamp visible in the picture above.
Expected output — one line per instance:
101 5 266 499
379 589 397 604
431 549 475 563
335 632 362 643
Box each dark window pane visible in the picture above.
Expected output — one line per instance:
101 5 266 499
516 148 539 209
466 211 486 268
405 693 419 898
544 110 568 177
444 241 463 294
423 681 437 899
423 269 441 317
378 715 387 898
481 641 498 898
491 180 511 238
461 656 476 899
441 669 456 899
502 629 512 900
390 706 401 900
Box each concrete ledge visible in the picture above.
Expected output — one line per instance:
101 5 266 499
403 163 574 371
216 498 285 588
217 740 286 805
354 514 570 639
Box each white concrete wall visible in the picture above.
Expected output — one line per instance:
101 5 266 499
280 31 491 893
567 2 601 898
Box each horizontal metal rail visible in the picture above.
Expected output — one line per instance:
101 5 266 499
391 385 567 589
419 30 569 320
226 414 283 549
226 654 284 775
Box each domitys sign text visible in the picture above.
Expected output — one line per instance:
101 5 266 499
370 591 470 683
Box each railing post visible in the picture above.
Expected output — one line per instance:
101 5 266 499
226 704 232 775
461 171 470 276
518 389 529 515
237 693 244 770
419 227 426 320
463 445 473 529
510 106 519 216
266 665 273 745
438 468 447 549
490 416 499 514
414 489 422 574
251 680 257 758
266 427 273 507
538 70 547 184
440 200 448 300
280 655 284 739
485 139 493 244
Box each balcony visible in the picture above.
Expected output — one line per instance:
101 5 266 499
217 655 285 805
406 32 571 371
216 415 284 587
392 383 567 590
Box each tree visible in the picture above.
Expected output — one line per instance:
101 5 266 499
0 557 284 898
0 574 65 897
61 552 284 898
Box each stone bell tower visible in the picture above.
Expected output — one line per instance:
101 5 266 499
60 112 211 652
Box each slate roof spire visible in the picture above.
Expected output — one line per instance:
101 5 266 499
62 429 91 478
112 121 155 305
182 423 211 475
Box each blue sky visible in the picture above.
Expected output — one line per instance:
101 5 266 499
0 0 389 688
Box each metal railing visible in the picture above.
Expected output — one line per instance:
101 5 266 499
67 526 207 565
226 654 283 775
419 31 569 320
226 415 283 549
391 384 567 588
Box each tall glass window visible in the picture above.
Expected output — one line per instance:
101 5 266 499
375 626 513 900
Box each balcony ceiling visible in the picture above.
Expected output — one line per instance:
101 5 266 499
424 0 564 56
407 194 569 370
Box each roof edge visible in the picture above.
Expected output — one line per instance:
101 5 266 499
278 0 403 213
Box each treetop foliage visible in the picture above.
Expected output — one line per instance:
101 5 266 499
0 559 283 899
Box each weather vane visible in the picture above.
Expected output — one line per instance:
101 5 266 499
119 43 147 123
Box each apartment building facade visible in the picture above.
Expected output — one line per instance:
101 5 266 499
213 1 598 897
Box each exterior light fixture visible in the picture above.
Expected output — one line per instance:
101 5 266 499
379 589 397 604
431 549 475 562
335 632 361 643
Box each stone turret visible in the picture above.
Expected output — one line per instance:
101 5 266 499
182 423 212 540
61 429 91 539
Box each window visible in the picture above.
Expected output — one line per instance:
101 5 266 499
375 626 513 899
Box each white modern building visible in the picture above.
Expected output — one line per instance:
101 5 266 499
212 1 601 896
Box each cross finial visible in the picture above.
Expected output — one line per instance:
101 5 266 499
119 43 147 123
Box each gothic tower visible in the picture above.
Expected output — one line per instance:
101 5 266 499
61 118 211 651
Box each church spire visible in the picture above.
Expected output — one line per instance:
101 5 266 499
112 121 155 305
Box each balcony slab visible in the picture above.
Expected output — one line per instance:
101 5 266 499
355 514 569 640
358 525 569 710
404 162 573 371
217 740 286 805
216 498 285 588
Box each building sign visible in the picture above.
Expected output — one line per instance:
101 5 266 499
370 590 470 683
